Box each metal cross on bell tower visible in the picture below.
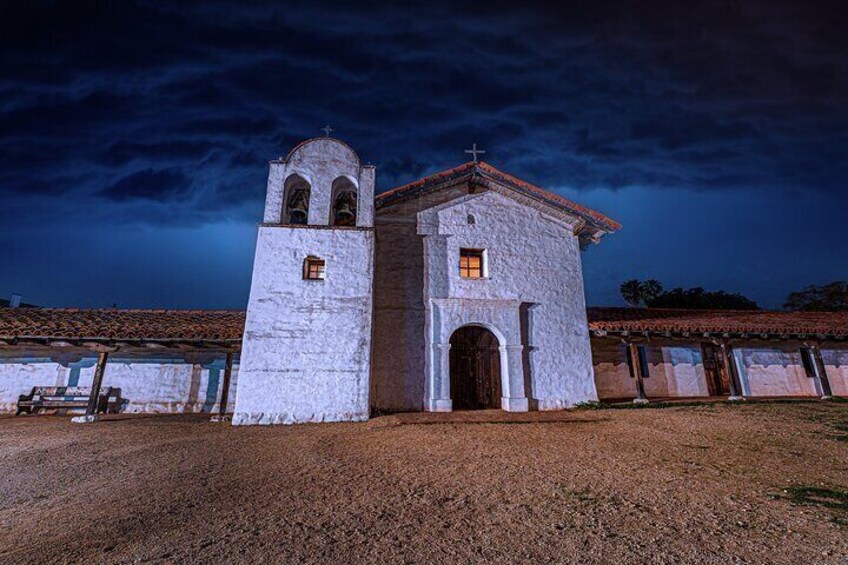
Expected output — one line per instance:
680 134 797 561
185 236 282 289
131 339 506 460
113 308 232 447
322 124 334 137
464 143 486 163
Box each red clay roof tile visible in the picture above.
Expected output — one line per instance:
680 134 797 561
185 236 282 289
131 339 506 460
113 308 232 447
587 307 848 337
0 308 245 342
376 161 621 233
4 307 846 344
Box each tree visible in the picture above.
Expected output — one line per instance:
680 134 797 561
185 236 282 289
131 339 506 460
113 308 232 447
620 279 664 307
620 279 759 310
648 287 759 310
784 281 848 312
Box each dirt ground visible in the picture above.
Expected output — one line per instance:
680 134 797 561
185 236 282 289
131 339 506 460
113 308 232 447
0 402 846 564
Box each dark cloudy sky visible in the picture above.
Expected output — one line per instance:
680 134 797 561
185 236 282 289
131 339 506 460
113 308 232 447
1 1 845 309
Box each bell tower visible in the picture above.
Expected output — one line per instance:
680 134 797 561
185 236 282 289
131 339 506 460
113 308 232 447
233 137 376 425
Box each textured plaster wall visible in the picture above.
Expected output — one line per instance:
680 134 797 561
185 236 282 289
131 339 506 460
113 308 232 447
591 340 842 399
234 226 374 425
263 138 375 228
591 340 708 399
371 216 426 411
737 348 819 397
428 192 596 409
645 347 709 397
372 188 598 411
236 137 376 425
0 359 238 413
823 349 848 396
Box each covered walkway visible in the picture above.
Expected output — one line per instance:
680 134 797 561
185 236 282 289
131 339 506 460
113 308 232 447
0 308 244 421
589 307 848 404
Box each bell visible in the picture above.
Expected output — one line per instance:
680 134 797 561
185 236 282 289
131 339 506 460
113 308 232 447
335 201 354 221
288 189 309 224
334 193 356 226
289 209 308 225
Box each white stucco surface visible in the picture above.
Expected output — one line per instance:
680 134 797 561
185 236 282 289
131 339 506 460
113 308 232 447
591 342 709 400
0 358 238 414
233 226 374 425
591 340 845 400
738 349 819 397
235 137 376 425
372 188 598 413
823 349 848 396
263 137 375 228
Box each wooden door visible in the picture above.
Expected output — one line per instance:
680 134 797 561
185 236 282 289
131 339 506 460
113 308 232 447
701 344 729 395
450 326 502 410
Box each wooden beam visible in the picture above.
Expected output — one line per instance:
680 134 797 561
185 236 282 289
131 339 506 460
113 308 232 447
626 342 649 404
718 342 743 400
78 351 109 422
809 344 834 399
211 351 235 422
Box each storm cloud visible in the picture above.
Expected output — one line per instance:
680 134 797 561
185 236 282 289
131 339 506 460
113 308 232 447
0 0 845 308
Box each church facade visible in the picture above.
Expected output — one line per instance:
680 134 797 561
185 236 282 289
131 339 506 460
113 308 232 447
232 137 619 425
1 136 845 423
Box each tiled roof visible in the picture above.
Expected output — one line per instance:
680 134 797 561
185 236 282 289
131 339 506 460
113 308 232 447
587 307 848 338
0 308 246 343
4 306 845 345
375 161 621 233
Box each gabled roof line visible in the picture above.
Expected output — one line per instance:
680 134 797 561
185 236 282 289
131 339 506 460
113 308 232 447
375 161 620 233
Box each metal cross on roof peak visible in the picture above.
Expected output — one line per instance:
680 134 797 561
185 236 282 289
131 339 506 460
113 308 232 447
464 143 486 163
322 124 334 137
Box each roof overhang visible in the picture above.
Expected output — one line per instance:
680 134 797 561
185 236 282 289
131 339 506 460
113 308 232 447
376 162 620 247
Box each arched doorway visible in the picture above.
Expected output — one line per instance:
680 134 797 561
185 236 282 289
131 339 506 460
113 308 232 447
449 325 502 410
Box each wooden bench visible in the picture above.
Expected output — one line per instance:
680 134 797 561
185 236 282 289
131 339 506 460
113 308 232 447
16 386 125 416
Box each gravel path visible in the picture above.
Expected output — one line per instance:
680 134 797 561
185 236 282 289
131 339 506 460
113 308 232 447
0 402 846 564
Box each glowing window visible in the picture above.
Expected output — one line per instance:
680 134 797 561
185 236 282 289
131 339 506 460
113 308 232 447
303 256 326 280
459 249 485 279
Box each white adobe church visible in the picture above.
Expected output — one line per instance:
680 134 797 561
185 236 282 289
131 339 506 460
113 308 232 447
232 136 620 425
3 135 844 422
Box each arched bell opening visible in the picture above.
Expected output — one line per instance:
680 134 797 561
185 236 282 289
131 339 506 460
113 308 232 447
282 174 311 225
449 325 502 410
330 177 358 227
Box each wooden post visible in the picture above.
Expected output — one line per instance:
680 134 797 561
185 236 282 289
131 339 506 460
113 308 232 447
211 352 234 422
627 342 649 404
810 344 834 399
76 351 108 422
719 342 743 400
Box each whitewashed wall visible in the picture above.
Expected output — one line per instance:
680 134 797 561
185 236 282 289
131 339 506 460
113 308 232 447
235 227 374 425
592 339 845 400
823 349 848 396
235 137 376 425
372 188 598 412
591 341 708 400
736 348 818 397
0 358 238 414
646 347 710 397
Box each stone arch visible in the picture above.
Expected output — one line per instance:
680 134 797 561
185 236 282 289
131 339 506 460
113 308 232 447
330 176 358 226
426 299 528 413
282 173 311 225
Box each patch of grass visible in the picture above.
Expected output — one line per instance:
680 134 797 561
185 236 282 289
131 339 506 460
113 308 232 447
822 420 848 442
574 400 710 410
573 401 603 410
575 397 847 412
775 485 848 513
565 489 597 505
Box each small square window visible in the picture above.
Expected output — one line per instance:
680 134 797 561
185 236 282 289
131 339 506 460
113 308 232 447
459 248 485 279
303 256 326 280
